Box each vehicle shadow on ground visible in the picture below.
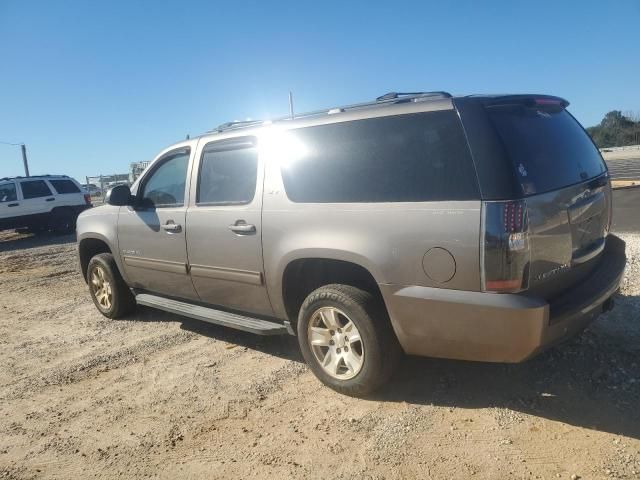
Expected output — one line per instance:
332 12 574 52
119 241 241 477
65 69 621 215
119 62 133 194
0 231 76 253
129 297 639 440
378 350 640 440
375 294 640 440
131 305 304 363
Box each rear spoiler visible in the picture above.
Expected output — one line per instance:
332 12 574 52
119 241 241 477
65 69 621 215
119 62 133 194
479 95 570 109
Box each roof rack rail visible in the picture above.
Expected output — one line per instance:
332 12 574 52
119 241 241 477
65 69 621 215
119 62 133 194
0 174 67 182
375 91 452 101
271 91 454 122
208 90 453 135
214 120 264 133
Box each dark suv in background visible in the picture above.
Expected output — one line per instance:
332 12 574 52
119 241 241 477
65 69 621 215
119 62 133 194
77 91 626 395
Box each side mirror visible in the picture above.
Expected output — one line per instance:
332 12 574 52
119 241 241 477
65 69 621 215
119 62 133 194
105 184 132 206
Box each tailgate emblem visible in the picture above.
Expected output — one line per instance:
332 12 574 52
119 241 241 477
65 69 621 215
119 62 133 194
534 263 570 282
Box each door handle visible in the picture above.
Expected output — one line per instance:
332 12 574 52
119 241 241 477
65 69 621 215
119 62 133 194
162 222 182 233
45 197 55 202
8 203 19 207
228 222 256 234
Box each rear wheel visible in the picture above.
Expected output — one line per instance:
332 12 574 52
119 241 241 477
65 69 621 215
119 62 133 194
87 253 136 319
50 208 76 234
297 284 401 396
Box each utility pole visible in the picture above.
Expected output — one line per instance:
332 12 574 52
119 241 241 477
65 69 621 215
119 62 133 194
21 144 30 177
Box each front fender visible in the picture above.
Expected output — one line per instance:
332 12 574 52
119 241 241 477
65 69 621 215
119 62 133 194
76 206 129 283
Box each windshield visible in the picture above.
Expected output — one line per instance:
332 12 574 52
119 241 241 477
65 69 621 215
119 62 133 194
487 106 607 196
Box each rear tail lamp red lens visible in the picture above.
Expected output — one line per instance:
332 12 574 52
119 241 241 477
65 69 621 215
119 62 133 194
481 200 530 293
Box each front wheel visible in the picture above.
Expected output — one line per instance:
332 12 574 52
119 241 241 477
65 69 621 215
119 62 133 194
297 284 401 396
87 253 136 319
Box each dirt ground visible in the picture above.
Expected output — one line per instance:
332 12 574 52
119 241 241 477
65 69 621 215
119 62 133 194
0 231 639 480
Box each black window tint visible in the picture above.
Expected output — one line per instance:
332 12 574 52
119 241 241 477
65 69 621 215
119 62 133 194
0 183 17 203
141 150 189 207
21 180 52 199
49 179 81 194
487 107 607 195
279 111 479 203
197 141 258 205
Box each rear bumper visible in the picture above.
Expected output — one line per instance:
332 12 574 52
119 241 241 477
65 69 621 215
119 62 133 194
380 235 626 362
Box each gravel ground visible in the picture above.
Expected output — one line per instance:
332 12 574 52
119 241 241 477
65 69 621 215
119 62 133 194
0 231 639 479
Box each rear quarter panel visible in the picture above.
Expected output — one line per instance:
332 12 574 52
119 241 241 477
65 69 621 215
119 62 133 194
261 155 481 319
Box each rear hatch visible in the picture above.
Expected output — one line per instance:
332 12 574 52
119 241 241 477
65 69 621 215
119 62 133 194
483 96 610 300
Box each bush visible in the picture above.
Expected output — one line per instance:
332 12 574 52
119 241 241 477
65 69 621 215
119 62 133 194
586 111 640 148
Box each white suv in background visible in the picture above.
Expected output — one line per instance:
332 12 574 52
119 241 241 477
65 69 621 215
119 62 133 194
0 175 92 234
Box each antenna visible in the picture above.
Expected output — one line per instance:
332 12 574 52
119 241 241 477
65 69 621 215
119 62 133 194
289 91 294 119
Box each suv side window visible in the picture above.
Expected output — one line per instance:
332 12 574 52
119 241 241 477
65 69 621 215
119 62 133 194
0 182 17 203
20 180 53 199
140 149 190 208
49 179 81 194
197 138 258 205
279 111 479 203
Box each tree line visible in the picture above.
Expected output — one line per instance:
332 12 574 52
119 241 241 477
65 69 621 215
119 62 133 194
586 111 640 148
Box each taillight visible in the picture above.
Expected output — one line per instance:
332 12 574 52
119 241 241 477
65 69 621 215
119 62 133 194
84 194 92 205
481 200 530 293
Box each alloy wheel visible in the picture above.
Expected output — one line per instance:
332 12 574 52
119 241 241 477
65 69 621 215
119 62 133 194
90 266 113 310
307 306 364 380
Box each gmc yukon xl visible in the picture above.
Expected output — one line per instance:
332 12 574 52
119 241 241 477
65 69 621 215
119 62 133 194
77 91 626 395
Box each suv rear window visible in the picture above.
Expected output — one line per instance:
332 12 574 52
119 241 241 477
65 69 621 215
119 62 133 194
487 107 606 195
49 179 81 194
279 111 479 203
20 180 52 199
197 139 258 205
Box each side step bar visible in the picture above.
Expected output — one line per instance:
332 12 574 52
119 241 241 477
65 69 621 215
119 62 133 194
135 293 288 336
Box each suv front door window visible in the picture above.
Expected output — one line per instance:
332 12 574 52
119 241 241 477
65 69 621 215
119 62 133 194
0 182 17 203
139 154 188 208
0 182 19 225
117 148 198 300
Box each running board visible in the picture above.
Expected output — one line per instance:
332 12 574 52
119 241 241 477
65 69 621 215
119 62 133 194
135 293 288 336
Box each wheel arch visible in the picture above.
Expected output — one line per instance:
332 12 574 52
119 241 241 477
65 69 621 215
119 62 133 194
280 255 387 331
78 234 120 282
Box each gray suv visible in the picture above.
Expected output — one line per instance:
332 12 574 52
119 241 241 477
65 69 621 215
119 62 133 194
77 91 626 395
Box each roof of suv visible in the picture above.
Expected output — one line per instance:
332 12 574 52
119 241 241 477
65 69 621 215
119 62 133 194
207 91 455 136
0 174 74 182
191 91 570 142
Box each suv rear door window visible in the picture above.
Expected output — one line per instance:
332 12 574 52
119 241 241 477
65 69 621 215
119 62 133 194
197 138 258 205
0 183 17 203
20 180 52 199
49 179 81 194
487 107 606 195
278 111 479 203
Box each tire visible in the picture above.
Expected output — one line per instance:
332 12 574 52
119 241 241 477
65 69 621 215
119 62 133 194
87 253 136 319
297 284 402 396
50 208 76 234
